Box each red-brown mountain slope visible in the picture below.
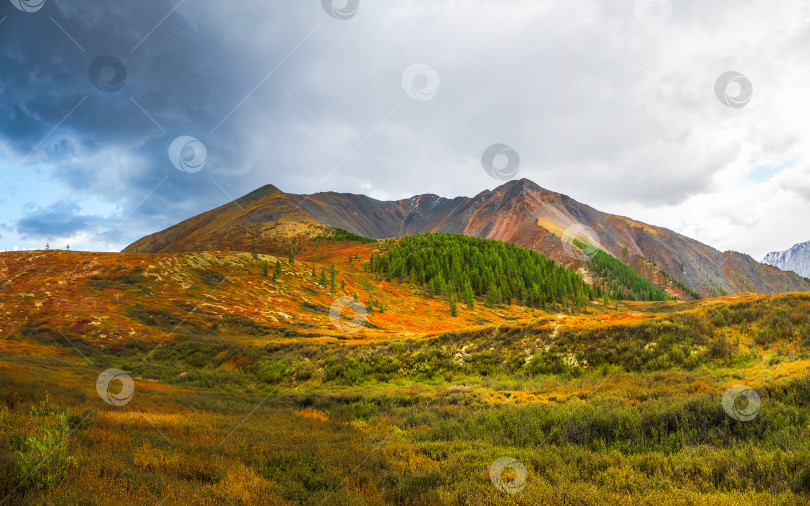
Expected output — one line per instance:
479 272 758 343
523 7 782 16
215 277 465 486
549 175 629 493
123 179 810 298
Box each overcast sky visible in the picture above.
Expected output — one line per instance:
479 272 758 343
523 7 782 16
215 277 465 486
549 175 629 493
1 0 810 259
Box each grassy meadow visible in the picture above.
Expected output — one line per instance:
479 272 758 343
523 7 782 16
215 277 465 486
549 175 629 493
2 285 810 504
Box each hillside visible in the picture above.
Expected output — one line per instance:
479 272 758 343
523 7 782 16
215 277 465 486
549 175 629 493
2 238 810 504
122 179 810 299
0 243 562 347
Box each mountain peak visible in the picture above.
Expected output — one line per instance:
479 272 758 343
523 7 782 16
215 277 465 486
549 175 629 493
763 240 810 277
122 180 810 298
233 184 283 206
495 177 548 195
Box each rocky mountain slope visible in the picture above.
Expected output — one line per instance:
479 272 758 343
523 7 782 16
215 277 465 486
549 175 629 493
123 179 810 298
763 240 810 278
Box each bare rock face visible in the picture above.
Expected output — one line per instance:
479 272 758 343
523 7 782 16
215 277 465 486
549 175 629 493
123 178 810 298
763 241 810 278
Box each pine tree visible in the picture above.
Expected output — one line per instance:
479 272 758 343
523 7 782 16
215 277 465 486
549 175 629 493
311 264 316 278
320 267 327 286
288 250 295 264
465 281 475 309
489 281 500 304
262 262 268 277
272 260 281 281
449 292 458 317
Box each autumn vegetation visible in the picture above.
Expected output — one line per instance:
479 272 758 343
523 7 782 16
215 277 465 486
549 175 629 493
0 233 809 504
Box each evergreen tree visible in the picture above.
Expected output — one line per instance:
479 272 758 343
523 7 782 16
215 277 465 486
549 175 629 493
449 292 458 317
488 281 500 304
485 290 495 309
262 262 268 277
465 281 475 309
272 260 281 281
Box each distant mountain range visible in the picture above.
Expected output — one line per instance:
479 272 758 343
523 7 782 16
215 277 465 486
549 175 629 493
123 178 810 298
763 240 810 278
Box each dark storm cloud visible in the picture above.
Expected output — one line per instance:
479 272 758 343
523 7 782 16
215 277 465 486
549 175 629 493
15 200 97 238
2 0 810 256
0 0 308 248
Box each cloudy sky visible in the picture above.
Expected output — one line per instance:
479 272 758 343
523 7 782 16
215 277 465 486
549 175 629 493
1 0 810 259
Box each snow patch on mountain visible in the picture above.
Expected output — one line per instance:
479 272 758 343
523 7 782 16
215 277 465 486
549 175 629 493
763 240 810 278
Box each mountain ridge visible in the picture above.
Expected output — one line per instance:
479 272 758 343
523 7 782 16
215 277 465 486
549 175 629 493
123 178 810 298
763 240 810 278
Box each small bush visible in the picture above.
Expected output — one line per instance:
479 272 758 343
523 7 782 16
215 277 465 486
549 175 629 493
15 394 75 491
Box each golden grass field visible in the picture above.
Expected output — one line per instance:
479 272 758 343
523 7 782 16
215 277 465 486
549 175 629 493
1 242 809 505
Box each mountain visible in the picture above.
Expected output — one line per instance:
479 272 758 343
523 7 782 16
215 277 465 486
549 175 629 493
123 179 810 298
763 240 810 278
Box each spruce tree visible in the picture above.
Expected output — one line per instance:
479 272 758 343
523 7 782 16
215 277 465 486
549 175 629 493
465 281 475 309
485 291 494 309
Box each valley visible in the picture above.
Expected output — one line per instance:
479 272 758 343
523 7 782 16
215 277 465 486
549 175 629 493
1 224 809 504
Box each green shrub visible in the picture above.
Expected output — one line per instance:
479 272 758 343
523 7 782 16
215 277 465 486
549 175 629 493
16 394 75 491
252 358 296 384
324 356 369 385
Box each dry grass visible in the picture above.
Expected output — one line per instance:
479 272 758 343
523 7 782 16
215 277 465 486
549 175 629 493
1 247 809 504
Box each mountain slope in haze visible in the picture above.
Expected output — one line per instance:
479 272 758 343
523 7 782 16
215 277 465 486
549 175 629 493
763 240 810 278
123 179 810 298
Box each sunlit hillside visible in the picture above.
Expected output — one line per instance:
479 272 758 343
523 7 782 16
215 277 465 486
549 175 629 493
1 234 809 504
